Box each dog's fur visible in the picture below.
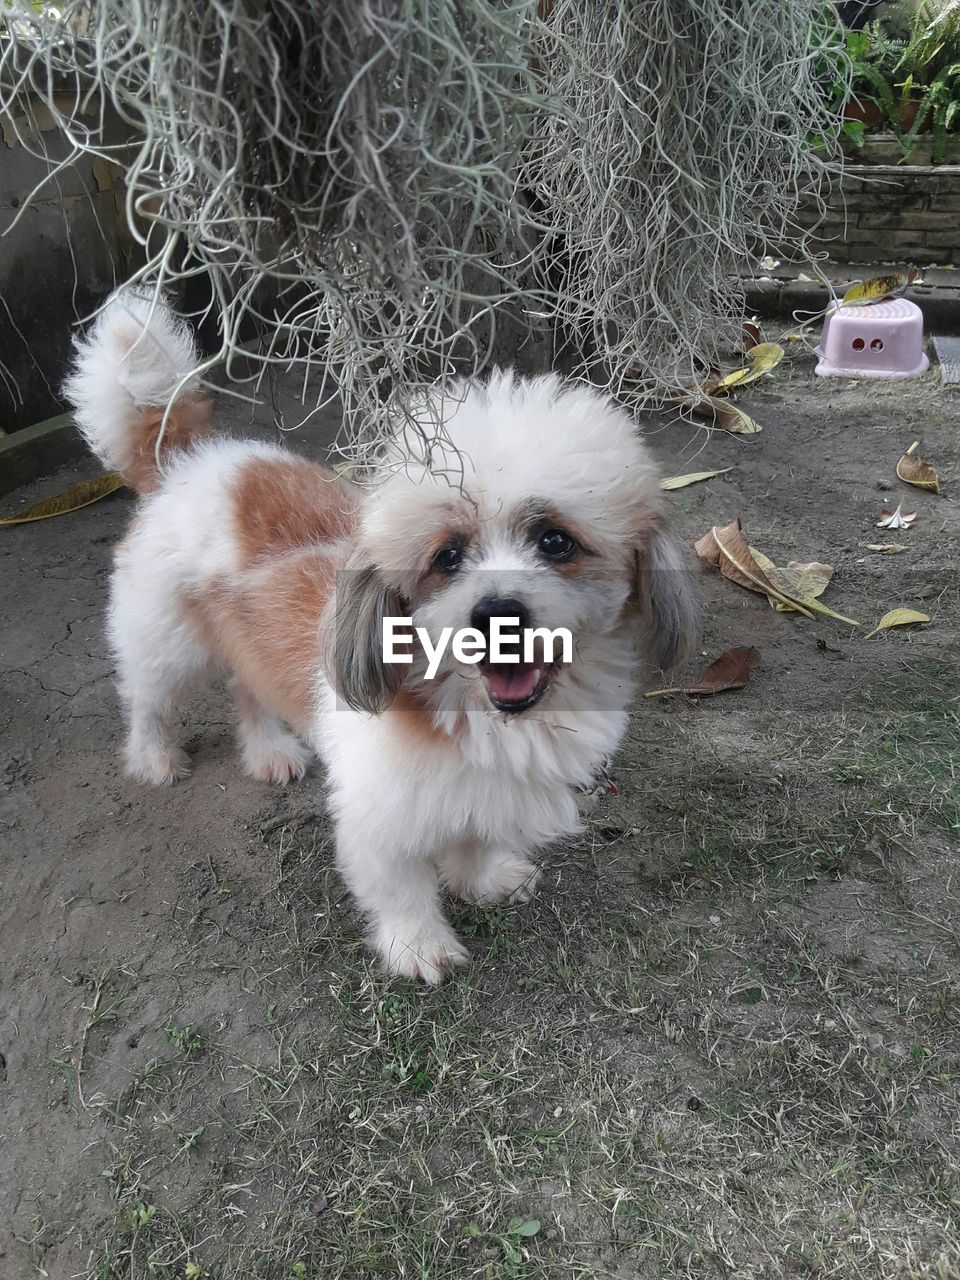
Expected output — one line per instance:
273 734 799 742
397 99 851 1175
65 292 698 982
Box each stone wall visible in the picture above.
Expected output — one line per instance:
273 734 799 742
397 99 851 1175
796 136 960 266
0 91 140 434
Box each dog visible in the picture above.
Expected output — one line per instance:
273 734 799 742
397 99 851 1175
65 292 698 982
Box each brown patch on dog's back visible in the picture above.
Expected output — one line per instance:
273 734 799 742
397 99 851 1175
230 455 359 568
184 549 338 735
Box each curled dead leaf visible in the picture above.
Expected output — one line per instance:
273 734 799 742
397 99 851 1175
686 398 762 435
0 472 124 525
674 344 779 435
694 519 786 600
864 543 907 554
735 319 762 355
896 441 939 495
864 608 930 640
644 646 761 698
695 520 859 625
660 468 731 491
714 402 762 435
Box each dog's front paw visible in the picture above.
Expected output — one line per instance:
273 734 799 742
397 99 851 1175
245 741 311 785
439 844 542 906
474 852 541 906
374 920 469 985
125 746 190 786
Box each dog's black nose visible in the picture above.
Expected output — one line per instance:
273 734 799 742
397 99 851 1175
470 596 530 638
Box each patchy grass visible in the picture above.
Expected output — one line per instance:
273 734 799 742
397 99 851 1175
6 350 960 1280
70 660 960 1280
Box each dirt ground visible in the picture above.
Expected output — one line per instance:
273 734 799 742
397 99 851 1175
1 355 958 1280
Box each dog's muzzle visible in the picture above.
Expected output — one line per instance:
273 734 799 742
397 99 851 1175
470 596 551 714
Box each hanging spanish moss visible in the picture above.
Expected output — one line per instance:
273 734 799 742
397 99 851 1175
0 0 844 454
525 0 844 399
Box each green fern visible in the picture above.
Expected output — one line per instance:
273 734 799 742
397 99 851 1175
844 2 960 160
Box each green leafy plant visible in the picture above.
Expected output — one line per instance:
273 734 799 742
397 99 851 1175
466 1217 542 1277
165 1025 204 1055
840 2 960 160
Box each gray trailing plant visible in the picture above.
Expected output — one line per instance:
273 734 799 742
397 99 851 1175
0 0 844 454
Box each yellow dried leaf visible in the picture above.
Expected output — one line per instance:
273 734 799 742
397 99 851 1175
717 404 761 434
660 468 731 490
0 472 124 525
864 608 930 640
715 343 784 391
761 555 833 603
708 400 762 434
864 543 907 554
679 394 762 434
794 598 861 626
841 269 919 306
331 461 355 480
752 548 859 626
896 442 939 495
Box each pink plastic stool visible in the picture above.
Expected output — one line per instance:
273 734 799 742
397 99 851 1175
815 296 928 379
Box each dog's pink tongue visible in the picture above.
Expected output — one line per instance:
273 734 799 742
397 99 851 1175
484 663 540 703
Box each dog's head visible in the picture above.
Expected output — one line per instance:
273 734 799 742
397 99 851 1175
327 373 698 716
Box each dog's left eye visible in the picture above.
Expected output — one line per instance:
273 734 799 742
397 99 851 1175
433 545 463 573
537 528 577 561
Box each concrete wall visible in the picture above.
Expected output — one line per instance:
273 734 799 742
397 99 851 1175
0 92 139 434
797 137 960 266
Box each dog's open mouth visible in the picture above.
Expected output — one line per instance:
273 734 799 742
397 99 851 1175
480 660 551 714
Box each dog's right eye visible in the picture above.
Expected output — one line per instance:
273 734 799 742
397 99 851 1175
433 545 463 573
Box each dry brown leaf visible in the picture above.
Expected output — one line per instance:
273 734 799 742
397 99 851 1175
876 504 918 530
896 441 939 495
644 646 761 698
660 468 731 490
694 520 811 613
675 345 775 435
688 398 763 435
841 268 919 306
734 319 762 354
753 553 833 606
714 402 763 434
0 472 124 525
864 543 907 554
696 521 859 625
695 520 774 596
752 548 859 625
864 608 930 640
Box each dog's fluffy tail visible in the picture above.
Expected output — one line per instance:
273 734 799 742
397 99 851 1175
63 290 212 494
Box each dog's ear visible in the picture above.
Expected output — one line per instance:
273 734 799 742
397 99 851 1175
325 559 407 714
635 520 700 671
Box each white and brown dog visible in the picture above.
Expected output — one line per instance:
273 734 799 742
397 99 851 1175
66 292 698 982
